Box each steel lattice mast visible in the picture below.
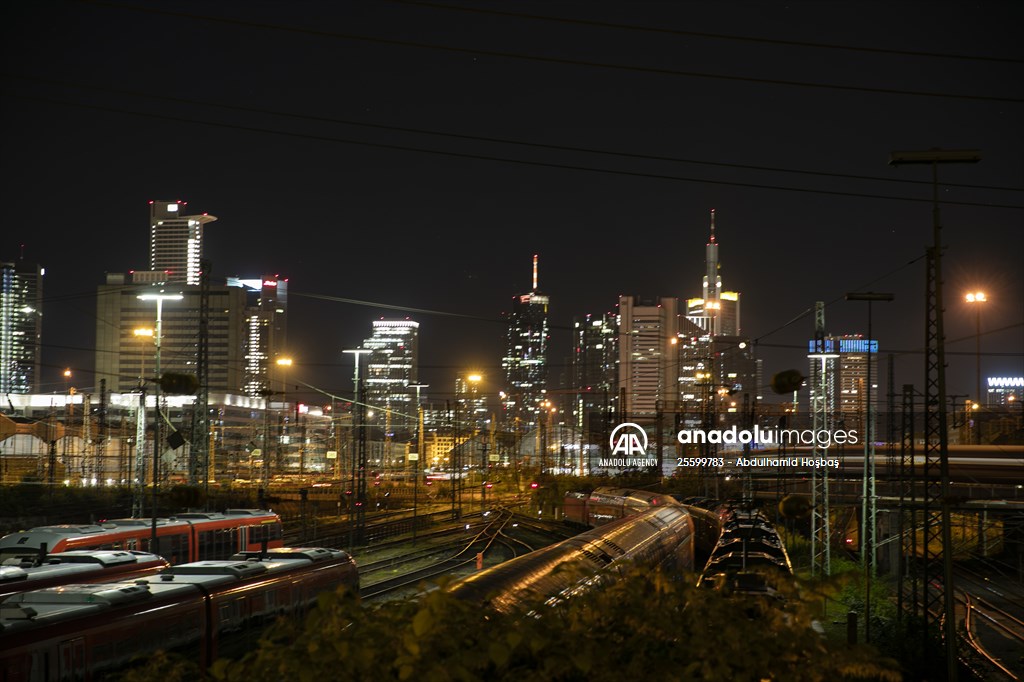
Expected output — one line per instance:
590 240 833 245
890 148 980 681
808 301 836 577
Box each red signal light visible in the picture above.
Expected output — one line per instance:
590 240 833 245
530 482 539 489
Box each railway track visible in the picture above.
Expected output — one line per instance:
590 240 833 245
359 508 526 602
955 561 1024 681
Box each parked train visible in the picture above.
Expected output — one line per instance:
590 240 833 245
562 486 678 527
0 546 358 681
0 550 169 601
697 505 793 596
563 486 722 559
446 505 695 614
0 509 283 566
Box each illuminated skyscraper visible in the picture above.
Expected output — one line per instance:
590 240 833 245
0 258 44 394
685 209 740 336
501 255 550 428
149 200 217 285
233 276 289 398
571 312 619 436
617 295 679 423
362 319 420 436
807 335 879 435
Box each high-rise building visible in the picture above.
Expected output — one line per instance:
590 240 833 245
149 200 217 285
362 319 420 437
571 312 619 438
617 295 679 423
685 209 740 336
806 335 879 436
680 209 758 418
95 273 248 393
231 276 289 398
501 255 550 428
0 258 44 394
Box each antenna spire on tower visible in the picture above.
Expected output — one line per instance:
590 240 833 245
532 253 539 291
709 208 716 243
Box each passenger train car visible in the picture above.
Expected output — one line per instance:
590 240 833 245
0 550 169 602
564 486 722 560
563 486 679 527
0 509 283 566
447 505 695 614
0 546 358 681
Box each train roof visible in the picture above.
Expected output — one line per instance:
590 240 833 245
0 550 333 634
230 547 351 563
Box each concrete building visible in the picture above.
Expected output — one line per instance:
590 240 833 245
95 273 248 394
617 295 679 424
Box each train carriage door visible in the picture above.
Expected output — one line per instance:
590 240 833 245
58 638 85 681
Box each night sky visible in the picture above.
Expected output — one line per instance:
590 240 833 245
2 1 1022 406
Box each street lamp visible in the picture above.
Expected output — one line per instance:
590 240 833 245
137 290 183 551
409 383 429 544
344 348 371 547
965 291 987 442
133 328 154 384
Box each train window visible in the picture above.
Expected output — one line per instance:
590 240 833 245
153 533 188 565
58 637 85 681
198 528 235 561
218 598 244 633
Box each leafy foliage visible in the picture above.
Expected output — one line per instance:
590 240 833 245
142 565 905 682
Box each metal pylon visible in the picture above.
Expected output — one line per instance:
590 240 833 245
809 301 835 577
922 245 957 673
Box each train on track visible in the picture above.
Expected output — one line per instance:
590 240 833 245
697 505 793 598
0 546 358 681
0 550 169 602
446 505 695 614
0 509 284 566
563 486 722 558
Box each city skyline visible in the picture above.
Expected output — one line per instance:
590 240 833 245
1 1 1021 407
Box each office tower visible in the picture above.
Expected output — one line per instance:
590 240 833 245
149 200 217 285
362 319 420 437
455 371 487 435
0 258 44 394
986 376 1023 407
571 312 619 438
685 209 740 336
807 335 879 436
232 276 289 398
501 255 550 428
617 295 679 423
95 273 247 393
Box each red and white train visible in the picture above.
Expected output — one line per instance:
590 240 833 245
0 509 284 566
0 546 359 681
0 550 169 602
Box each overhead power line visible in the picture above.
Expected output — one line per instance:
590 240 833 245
9 94 1024 211
71 0 1024 104
5 73 1020 194
387 0 1024 65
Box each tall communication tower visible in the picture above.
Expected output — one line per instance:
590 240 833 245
807 301 837 577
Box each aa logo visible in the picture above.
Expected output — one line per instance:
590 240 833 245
609 423 648 456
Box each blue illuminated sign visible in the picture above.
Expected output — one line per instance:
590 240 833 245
807 339 878 354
